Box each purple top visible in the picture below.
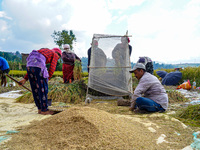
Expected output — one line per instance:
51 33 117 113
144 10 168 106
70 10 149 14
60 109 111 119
26 50 49 79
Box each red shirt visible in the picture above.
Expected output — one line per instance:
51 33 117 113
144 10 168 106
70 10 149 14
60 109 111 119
24 48 59 80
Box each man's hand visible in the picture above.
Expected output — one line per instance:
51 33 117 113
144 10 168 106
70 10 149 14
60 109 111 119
18 78 27 86
129 101 136 111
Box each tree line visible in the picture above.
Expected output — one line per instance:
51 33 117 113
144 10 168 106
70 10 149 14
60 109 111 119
1 51 197 72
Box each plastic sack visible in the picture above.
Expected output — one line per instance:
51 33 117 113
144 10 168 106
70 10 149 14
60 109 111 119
0 130 19 143
0 136 10 143
156 71 168 78
162 71 182 86
177 80 191 90
191 132 200 149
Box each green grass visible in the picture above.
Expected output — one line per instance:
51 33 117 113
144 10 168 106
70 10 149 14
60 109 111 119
172 104 200 127
9 70 89 78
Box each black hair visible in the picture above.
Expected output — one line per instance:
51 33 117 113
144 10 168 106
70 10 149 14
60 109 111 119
137 68 146 72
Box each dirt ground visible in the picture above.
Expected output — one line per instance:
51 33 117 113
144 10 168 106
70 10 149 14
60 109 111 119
0 96 50 133
0 90 198 150
0 91 51 145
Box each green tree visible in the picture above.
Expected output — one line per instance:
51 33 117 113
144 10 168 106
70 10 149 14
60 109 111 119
15 51 22 59
51 30 76 50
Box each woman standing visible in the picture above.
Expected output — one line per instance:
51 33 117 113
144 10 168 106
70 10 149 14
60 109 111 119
62 44 81 83
19 48 62 115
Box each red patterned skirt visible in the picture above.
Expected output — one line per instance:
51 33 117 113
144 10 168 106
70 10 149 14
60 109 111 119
62 64 74 83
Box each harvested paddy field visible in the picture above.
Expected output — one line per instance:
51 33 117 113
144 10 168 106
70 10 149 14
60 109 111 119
0 78 199 149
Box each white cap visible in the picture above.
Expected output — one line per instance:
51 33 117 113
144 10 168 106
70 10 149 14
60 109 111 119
129 63 146 73
63 44 70 49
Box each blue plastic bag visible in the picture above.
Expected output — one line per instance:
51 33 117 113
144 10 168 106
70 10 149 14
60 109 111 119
191 132 200 150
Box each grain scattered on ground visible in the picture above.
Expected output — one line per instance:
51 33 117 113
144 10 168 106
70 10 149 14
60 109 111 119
1 106 193 150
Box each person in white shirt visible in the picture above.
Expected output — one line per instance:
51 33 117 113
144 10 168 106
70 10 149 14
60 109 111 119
129 63 168 113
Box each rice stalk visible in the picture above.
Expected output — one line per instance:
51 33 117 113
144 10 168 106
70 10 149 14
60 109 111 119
16 91 33 103
73 60 82 80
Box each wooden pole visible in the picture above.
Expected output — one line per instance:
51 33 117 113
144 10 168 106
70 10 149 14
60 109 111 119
5 74 32 92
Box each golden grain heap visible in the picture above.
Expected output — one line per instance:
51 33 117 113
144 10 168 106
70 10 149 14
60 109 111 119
1 106 193 150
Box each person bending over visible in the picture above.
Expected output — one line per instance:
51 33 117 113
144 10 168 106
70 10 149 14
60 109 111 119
0 56 10 87
19 48 62 115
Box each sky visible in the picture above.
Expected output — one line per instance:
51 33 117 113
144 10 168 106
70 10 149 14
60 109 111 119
0 0 200 64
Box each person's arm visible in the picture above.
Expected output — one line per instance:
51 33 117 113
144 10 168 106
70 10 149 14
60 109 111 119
131 83 144 103
130 76 151 109
18 72 29 86
87 48 91 65
75 54 81 61
24 73 29 80
129 45 132 56
48 53 59 80
87 48 91 72
18 78 27 86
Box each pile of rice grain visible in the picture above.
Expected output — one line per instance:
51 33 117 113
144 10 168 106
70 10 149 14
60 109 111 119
1 107 180 149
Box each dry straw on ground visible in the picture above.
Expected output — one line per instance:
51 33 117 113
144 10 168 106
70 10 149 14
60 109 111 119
1 106 193 150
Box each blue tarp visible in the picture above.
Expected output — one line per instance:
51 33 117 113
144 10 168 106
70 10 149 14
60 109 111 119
161 71 182 86
156 71 168 78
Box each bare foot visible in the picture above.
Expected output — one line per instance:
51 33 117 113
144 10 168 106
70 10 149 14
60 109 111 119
38 109 41 114
133 108 149 114
40 110 55 115
129 107 135 111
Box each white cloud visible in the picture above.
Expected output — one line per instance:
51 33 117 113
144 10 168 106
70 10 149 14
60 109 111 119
0 0 112 55
0 20 12 39
1 39 6 42
0 11 12 20
32 0 42 5
38 18 51 27
117 15 128 23
60 0 113 56
0 0 200 64
56 15 62 21
128 0 200 63
1 24 7 31
67 0 112 34
0 0 73 49
107 0 146 10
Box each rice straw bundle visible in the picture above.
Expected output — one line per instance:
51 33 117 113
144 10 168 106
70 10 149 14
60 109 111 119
73 60 82 80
